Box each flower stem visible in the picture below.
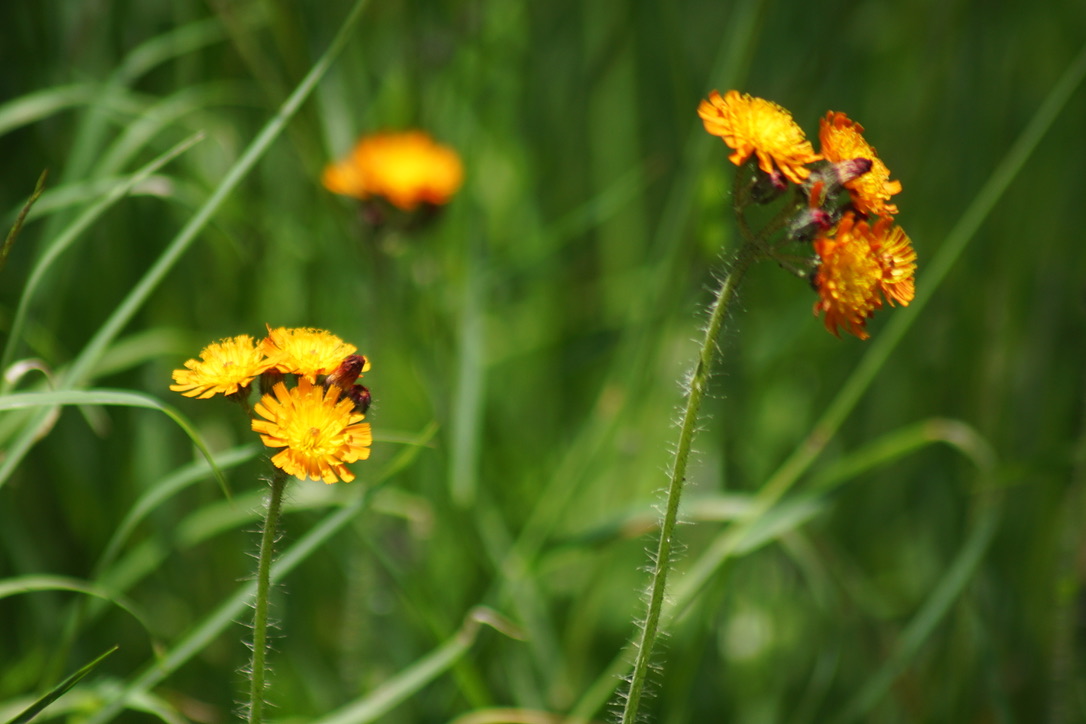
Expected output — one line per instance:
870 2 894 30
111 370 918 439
619 238 762 724
248 470 288 724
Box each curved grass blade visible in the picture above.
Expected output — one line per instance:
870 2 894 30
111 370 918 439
831 500 1000 723
0 575 151 648
0 85 99 140
0 170 47 276
90 426 435 612
4 645 118 724
312 608 525 724
0 133 204 388
94 445 259 577
96 81 256 177
0 389 227 497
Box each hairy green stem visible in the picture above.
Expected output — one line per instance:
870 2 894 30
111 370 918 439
248 471 288 724
619 238 762 724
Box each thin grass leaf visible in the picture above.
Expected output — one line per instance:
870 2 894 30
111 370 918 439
312 607 524 724
96 81 257 177
0 133 204 389
0 85 99 140
4 174 185 226
832 500 1001 723
92 426 437 610
93 445 259 577
0 575 151 643
4 645 117 724
0 388 228 496
449 232 486 505
0 170 47 277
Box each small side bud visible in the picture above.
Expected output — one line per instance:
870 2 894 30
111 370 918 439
325 354 368 393
805 158 872 200
348 384 372 415
259 369 284 397
788 206 836 244
834 157 872 186
750 169 789 204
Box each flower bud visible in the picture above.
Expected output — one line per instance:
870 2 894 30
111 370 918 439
348 384 372 415
325 354 368 393
750 168 789 204
788 206 837 244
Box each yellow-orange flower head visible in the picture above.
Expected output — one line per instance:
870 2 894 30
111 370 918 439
698 90 821 184
819 112 902 217
322 130 463 211
170 335 273 399
262 326 359 382
812 213 916 339
251 378 372 484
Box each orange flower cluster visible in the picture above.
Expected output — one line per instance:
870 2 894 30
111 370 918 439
171 326 372 483
699 90 916 339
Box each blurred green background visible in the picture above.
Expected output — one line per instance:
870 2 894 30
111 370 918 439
1 1 1085 722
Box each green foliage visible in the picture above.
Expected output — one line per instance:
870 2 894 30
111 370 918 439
1 0 1085 722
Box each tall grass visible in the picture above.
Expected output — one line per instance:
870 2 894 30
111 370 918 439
1 1 1085 722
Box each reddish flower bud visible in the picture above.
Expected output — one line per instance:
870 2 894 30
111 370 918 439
834 157 873 186
325 354 368 393
348 384 372 415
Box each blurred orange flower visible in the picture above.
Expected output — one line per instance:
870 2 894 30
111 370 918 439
322 130 463 210
812 213 916 339
698 90 821 184
819 112 901 217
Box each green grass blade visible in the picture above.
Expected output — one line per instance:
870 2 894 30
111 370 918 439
0 389 227 495
4 645 118 724
0 575 152 651
0 85 99 139
832 500 1001 723
0 133 204 388
449 233 486 505
5 174 187 227
312 608 523 724
93 445 259 577
0 171 47 277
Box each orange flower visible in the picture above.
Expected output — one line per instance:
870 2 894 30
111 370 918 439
812 213 916 339
819 112 901 217
251 378 372 484
872 217 917 307
262 326 359 382
170 335 273 399
322 130 463 210
698 90 821 184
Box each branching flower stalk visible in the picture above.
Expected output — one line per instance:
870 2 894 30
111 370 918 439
620 89 917 723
